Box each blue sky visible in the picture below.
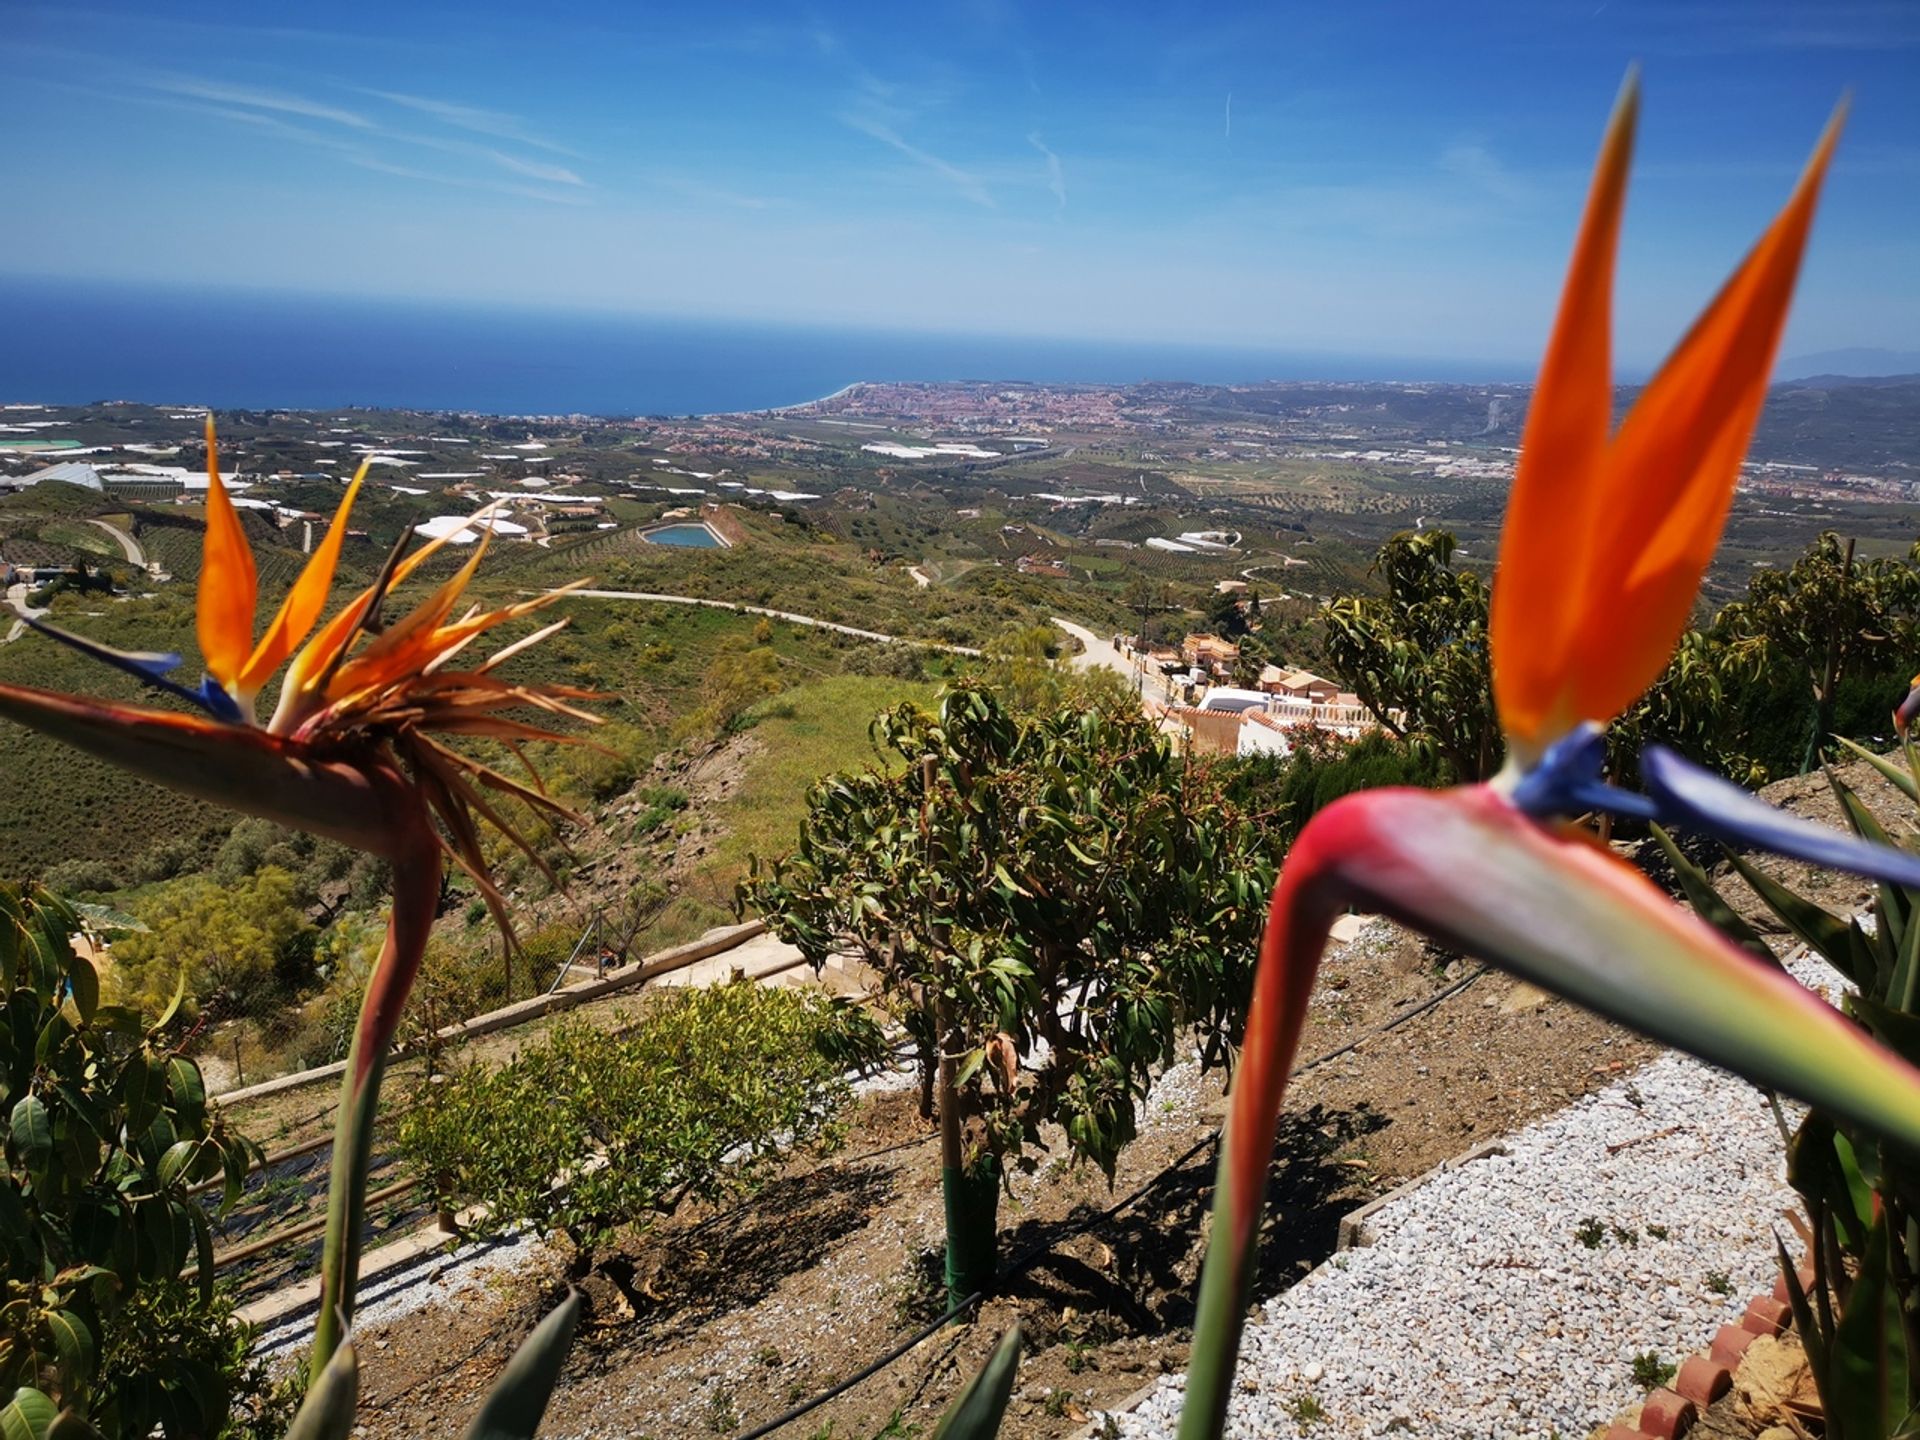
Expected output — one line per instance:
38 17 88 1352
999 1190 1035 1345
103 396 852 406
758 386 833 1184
5 1 1917 367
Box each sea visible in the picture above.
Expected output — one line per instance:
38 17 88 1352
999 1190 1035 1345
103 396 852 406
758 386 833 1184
0 276 1523 418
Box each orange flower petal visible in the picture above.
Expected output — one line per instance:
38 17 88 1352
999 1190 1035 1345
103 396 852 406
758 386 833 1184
1490 73 1638 753
1492 95 1844 751
195 417 259 690
1569 103 1846 726
240 459 370 694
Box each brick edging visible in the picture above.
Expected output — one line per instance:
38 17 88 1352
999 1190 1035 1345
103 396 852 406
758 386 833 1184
1594 1266 1810 1440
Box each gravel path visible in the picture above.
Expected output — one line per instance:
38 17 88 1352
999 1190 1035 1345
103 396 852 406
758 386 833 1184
1112 957 1832 1440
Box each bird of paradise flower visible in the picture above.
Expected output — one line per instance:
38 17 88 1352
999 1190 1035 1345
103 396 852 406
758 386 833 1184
0 424 601 1383
1172 78 1920 1440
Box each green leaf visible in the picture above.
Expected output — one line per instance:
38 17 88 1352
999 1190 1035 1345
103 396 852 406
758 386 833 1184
11 1096 51 1180
931 1324 1022 1439
0 1390 55 1440
64 956 98 1028
1833 736 1920 804
1648 826 1777 964
461 1288 581 1439
43 1312 92 1387
156 1139 199 1191
164 1058 205 1116
151 967 188 1035
954 1048 986 1090
1831 1217 1909 1440
186 1203 215 1307
284 1341 359 1440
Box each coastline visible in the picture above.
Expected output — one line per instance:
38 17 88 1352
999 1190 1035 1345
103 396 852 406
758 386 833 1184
735 380 866 418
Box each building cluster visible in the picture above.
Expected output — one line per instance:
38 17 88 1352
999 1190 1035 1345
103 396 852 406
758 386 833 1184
1116 631 1393 758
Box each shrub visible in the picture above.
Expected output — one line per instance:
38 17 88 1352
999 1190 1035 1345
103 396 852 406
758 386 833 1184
397 981 887 1258
745 685 1276 1302
110 866 314 1017
0 882 267 1434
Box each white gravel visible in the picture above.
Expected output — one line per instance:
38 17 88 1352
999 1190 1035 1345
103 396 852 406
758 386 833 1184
1111 956 1838 1440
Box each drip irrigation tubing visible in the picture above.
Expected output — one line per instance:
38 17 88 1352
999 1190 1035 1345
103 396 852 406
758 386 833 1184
727 962 1490 1440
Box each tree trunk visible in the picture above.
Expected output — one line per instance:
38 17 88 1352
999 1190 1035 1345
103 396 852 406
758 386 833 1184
1803 536 1855 774
922 752 1001 1312
942 1148 1001 1311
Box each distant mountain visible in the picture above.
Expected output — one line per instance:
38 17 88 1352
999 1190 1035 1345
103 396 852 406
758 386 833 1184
1775 348 1920 381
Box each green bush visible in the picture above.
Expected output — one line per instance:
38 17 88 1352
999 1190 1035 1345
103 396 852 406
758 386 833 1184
0 882 268 1434
111 866 314 1018
397 981 887 1257
1221 727 1454 849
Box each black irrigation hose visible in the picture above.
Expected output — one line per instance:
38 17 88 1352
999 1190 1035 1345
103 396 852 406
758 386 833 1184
728 962 1491 1440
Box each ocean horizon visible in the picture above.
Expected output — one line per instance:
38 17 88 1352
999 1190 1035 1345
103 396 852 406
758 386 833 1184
0 276 1530 418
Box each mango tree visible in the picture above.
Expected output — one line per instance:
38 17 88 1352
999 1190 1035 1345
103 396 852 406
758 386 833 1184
745 685 1276 1305
0 882 265 1436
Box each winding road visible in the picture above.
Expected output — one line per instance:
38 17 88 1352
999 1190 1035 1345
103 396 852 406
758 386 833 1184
564 589 983 656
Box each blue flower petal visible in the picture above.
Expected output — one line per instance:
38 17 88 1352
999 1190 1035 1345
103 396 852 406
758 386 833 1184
19 612 229 719
1643 744 1920 890
195 677 245 724
1511 722 1659 822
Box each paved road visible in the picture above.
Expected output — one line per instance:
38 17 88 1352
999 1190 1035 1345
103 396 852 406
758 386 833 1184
2 584 46 644
1052 616 1175 711
87 518 146 567
565 588 983 656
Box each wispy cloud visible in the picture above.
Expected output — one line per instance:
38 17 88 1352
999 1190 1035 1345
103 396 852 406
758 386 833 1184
1438 141 1531 206
649 175 776 210
841 113 995 208
391 129 587 186
346 155 588 206
1027 132 1066 213
151 77 371 129
134 72 589 197
365 90 579 156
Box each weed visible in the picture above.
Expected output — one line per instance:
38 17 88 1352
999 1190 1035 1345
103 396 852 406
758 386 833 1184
1290 1393 1328 1426
1631 1351 1676 1388
1574 1217 1607 1249
1624 1081 1646 1108
1645 1223 1670 1240
704 1384 738 1435
1706 1270 1734 1296
756 1344 782 1367
1043 1389 1072 1418
1611 1224 1640 1247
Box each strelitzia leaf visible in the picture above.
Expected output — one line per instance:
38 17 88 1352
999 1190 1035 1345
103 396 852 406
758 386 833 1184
1833 735 1920 805
461 1289 582 1440
931 1325 1022 1440
284 1339 358 1440
1831 1217 1909 1440
1718 847 1872 988
1647 824 1777 964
